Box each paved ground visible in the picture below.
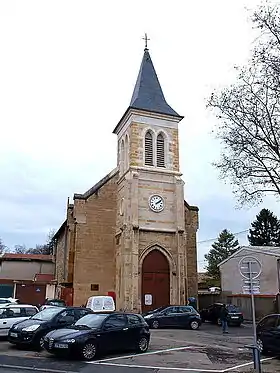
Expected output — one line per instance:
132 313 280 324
0 323 278 372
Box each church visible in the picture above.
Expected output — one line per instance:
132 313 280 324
53 42 199 313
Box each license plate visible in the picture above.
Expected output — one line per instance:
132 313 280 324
231 316 239 319
54 343 68 349
10 332 18 338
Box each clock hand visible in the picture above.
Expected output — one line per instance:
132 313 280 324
155 200 162 205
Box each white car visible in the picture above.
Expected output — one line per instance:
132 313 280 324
0 298 19 308
0 304 38 336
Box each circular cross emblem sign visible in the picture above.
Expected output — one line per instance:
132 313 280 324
238 256 262 280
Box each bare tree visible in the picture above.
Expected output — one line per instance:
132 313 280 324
208 2 280 205
14 244 27 254
0 238 6 254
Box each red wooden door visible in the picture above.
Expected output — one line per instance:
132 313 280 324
142 250 170 313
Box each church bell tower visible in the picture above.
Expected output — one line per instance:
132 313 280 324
113 39 198 312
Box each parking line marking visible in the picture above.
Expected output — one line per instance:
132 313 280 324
89 345 203 364
94 357 276 373
95 362 225 372
222 357 275 372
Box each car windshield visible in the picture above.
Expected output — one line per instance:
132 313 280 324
227 305 241 313
31 307 65 321
75 314 108 328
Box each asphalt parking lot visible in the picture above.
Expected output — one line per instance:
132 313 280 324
0 323 278 372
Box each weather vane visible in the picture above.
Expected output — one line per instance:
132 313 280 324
142 33 150 50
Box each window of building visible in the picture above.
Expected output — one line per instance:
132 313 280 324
156 133 165 167
145 131 153 166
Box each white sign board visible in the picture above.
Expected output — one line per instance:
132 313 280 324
239 256 262 280
144 294 152 306
242 285 260 295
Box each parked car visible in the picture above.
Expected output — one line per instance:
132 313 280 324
86 296 115 313
40 299 66 311
200 303 244 326
257 313 280 354
44 312 150 360
8 306 92 350
143 305 201 330
0 298 19 307
0 304 38 336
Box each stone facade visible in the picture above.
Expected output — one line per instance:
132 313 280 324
53 48 199 311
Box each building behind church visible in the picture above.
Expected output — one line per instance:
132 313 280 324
53 45 199 313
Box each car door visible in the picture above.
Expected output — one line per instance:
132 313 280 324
0 307 26 336
124 314 144 348
158 307 178 327
0 308 10 336
175 306 194 327
258 315 279 351
100 314 128 352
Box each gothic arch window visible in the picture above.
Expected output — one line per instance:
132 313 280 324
120 139 125 174
145 131 153 166
156 133 165 167
124 135 129 170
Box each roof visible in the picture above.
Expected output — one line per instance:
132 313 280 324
53 220 67 240
184 200 199 212
0 254 54 262
34 273 54 282
113 48 183 134
130 48 181 117
218 245 280 267
74 167 118 200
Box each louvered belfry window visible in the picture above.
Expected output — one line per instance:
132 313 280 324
157 133 165 167
145 131 153 166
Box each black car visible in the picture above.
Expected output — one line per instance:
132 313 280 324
40 298 66 310
8 306 92 350
257 313 280 355
200 303 244 326
44 312 150 360
143 305 201 330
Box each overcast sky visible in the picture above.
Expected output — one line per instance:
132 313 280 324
1 0 279 270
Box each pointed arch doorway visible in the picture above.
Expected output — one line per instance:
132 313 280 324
141 249 170 313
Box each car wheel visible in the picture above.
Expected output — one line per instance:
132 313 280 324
151 320 160 329
257 338 269 355
137 336 149 353
81 341 97 361
35 333 47 351
190 320 200 330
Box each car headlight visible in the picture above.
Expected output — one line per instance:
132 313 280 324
65 339 75 343
22 324 40 332
144 314 153 319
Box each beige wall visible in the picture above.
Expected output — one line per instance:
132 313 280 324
0 260 54 281
220 249 280 295
72 173 118 306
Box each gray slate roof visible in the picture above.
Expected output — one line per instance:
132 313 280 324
130 48 181 117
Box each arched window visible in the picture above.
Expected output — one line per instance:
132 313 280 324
156 133 165 167
145 131 153 166
120 140 125 173
124 135 129 170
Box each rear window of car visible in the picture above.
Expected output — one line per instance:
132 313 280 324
128 314 143 325
227 305 241 313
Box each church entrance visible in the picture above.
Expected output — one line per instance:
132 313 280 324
141 249 170 313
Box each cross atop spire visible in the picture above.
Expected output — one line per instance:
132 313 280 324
142 33 150 50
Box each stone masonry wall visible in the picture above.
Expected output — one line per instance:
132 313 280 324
185 206 199 298
72 173 118 306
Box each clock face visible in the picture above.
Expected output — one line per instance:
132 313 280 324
149 195 164 212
